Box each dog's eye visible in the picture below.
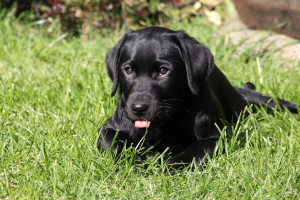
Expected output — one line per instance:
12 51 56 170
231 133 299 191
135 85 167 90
159 67 169 76
124 66 133 76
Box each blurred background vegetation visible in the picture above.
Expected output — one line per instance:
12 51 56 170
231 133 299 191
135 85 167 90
0 0 230 37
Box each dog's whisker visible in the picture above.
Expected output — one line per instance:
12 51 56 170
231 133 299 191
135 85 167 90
158 105 177 111
162 99 186 103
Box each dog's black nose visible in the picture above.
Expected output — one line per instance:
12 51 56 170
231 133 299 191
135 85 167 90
131 103 149 116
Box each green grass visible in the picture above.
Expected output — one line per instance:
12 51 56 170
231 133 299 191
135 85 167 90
0 14 299 199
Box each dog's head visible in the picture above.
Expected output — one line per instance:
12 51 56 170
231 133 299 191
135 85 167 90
106 27 214 128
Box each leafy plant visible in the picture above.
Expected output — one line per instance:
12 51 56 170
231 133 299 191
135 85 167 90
1 0 226 36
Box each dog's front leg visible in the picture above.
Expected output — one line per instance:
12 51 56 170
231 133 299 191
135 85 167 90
98 126 143 163
166 139 218 170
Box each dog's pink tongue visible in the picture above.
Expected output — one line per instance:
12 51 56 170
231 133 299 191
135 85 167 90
135 120 151 128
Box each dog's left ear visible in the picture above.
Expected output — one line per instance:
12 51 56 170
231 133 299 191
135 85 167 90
175 31 214 95
106 30 133 97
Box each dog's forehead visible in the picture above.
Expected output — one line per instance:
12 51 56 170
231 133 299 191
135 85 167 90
123 35 182 62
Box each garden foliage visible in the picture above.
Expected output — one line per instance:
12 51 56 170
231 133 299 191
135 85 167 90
1 0 225 35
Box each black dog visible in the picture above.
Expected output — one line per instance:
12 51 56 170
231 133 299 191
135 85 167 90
97 27 299 169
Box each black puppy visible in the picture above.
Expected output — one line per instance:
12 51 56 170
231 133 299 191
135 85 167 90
97 27 299 168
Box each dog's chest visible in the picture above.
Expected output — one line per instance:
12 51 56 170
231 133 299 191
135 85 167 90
136 128 162 146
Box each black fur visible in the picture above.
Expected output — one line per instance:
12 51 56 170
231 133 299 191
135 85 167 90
98 27 299 169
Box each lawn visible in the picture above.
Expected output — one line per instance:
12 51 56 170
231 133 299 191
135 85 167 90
0 13 299 199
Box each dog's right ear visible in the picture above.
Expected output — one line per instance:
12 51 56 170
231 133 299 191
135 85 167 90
106 30 132 97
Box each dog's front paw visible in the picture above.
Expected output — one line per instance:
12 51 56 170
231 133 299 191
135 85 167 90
165 155 188 171
135 153 144 165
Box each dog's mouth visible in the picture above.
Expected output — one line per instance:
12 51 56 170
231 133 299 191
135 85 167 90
135 120 151 128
